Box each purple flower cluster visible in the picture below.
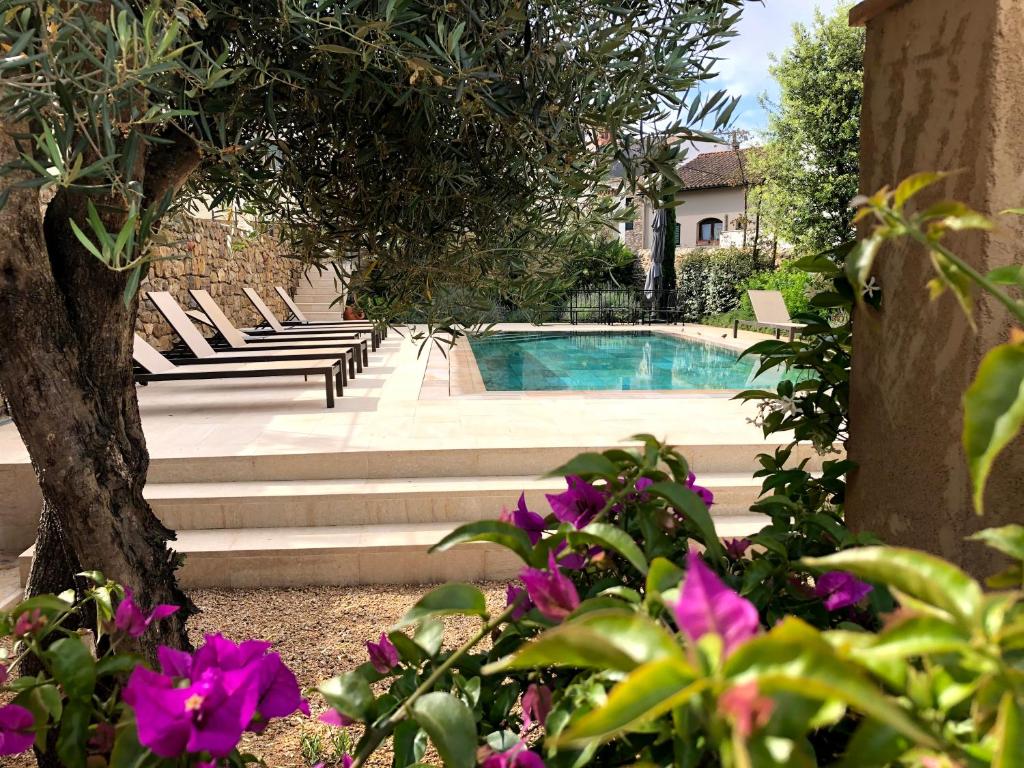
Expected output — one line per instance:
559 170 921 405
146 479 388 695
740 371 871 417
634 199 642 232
673 552 759 657
686 472 714 508
481 740 545 768
814 571 873 611
123 634 308 759
114 589 179 638
366 633 400 674
520 554 580 622
546 476 606 529
0 704 35 756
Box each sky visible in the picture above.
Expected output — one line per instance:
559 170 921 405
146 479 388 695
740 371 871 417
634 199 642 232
705 0 833 136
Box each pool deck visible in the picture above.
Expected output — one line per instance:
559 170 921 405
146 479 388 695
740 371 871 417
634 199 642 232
0 322 812 589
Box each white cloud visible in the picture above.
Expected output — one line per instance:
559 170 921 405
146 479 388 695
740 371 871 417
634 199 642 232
709 0 833 131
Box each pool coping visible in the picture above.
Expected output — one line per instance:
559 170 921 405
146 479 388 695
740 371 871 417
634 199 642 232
429 323 778 400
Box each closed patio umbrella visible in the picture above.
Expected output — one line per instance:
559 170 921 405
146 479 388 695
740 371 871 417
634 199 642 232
644 208 668 300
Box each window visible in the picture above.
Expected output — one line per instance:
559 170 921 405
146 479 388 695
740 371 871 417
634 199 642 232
674 222 681 246
697 217 724 245
624 198 634 231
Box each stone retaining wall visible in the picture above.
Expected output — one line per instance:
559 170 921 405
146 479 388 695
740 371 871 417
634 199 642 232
136 216 304 350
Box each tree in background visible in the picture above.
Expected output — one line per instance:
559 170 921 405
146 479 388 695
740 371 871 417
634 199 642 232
751 4 864 256
0 0 743 651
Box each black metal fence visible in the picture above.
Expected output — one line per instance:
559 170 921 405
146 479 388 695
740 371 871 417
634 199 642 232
560 288 680 325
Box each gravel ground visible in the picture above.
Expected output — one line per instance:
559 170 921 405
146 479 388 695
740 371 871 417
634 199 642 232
4 583 508 768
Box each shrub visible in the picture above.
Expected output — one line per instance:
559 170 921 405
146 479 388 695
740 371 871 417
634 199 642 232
306 441 1022 768
676 247 757 321
736 259 817 319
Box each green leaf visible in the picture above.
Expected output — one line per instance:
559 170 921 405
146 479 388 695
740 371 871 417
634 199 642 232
802 547 981 625
123 263 143 306
646 481 725 561
484 609 685 674
410 692 476 768
320 671 373 721
985 264 1024 287
725 618 941 750
555 657 704 746
549 452 620 478
994 692 1024 768
69 219 106 263
963 343 1024 513
859 616 970 659
45 638 96 700
571 522 648 575
109 717 149 768
429 520 534 563
392 720 428 768
56 699 91 768
414 618 444 657
646 557 684 597
969 524 1024 561
845 234 883 293
397 583 487 627
893 171 949 211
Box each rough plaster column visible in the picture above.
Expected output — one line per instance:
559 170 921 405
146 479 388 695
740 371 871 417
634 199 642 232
846 0 1024 575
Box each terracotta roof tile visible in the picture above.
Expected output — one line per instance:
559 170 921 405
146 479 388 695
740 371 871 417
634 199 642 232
676 148 759 191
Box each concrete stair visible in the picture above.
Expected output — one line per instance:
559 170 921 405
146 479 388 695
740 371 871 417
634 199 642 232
293 266 347 319
17 443 794 589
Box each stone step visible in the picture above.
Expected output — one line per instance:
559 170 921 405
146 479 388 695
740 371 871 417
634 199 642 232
19 515 767 588
145 473 764 530
140 444 821 484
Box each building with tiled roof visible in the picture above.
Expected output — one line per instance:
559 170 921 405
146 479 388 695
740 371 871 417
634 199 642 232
622 146 762 253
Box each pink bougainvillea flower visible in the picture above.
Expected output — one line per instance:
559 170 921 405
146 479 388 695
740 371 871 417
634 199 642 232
506 584 533 620
499 493 547 545
481 740 545 768
725 538 752 560
124 634 306 758
686 472 714 508
13 608 47 637
246 652 310 731
718 681 774 737
546 476 606 529
0 704 35 756
114 588 180 638
814 571 873 611
126 663 260 758
0 662 8 686
520 684 553 732
672 552 759 656
520 553 580 622
319 709 354 727
366 633 400 674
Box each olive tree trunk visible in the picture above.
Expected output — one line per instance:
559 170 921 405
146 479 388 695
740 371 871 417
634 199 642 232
0 121 199 653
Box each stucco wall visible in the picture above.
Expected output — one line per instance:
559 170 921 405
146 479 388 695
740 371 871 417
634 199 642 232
673 187 747 248
136 216 303 351
622 187 747 252
846 0 1024 575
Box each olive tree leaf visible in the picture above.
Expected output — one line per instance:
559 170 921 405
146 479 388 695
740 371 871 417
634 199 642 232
963 342 1024 513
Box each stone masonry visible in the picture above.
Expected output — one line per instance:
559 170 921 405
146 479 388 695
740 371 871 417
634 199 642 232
136 215 304 350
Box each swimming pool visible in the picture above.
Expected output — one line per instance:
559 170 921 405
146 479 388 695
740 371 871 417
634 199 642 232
467 331 785 392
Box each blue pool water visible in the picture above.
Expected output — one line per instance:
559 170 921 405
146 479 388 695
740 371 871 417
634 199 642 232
468 331 785 391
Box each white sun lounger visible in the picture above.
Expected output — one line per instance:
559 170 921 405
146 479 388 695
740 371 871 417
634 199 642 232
733 290 807 342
